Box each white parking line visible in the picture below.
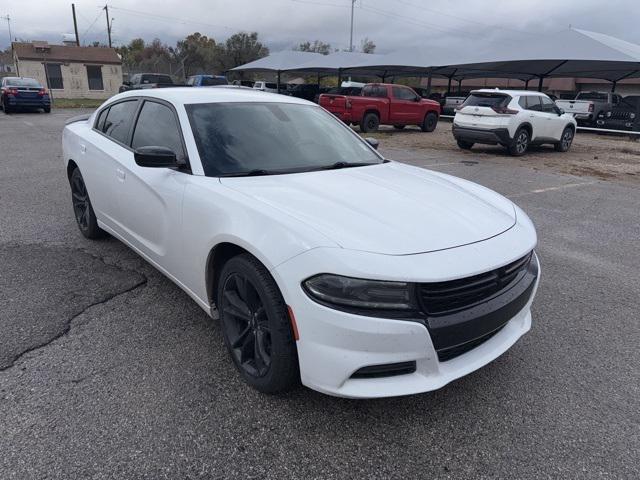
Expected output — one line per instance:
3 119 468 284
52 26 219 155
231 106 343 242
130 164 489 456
23 121 34 127
509 181 597 198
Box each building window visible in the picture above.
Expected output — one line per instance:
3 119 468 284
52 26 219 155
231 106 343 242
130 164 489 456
86 65 104 90
45 63 64 89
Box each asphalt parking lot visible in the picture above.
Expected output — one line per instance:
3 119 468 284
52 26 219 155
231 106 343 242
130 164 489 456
1 110 639 479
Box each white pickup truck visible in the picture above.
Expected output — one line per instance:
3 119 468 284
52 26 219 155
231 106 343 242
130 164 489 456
556 92 623 126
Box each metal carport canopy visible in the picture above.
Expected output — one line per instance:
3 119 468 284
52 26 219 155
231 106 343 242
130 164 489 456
341 28 640 82
229 50 325 73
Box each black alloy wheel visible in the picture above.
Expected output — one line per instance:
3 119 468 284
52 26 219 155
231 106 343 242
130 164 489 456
70 168 105 239
221 272 272 377
217 254 299 393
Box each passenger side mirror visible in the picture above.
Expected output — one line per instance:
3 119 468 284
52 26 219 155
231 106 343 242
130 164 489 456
558 108 565 115
122 80 131 86
134 146 178 168
365 137 379 150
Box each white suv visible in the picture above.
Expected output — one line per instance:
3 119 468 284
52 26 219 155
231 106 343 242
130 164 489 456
452 89 577 156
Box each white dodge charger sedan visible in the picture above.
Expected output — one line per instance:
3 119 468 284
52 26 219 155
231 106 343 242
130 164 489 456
62 88 539 398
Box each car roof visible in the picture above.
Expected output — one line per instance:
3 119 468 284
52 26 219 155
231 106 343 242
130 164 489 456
114 87 314 106
471 89 547 97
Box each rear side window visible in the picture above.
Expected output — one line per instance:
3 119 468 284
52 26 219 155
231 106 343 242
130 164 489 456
202 77 227 86
519 95 542 111
362 85 387 98
131 101 185 159
95 107 109 132
462 93 510 108
102 100 138 145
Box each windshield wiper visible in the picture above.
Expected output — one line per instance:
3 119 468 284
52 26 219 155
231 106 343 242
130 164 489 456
219 169 273 177
315 161 380 171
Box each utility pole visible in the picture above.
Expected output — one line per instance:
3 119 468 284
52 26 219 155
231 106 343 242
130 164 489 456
2 15 16 74
103 4 112 48
349 0 356 52
71 4 80 46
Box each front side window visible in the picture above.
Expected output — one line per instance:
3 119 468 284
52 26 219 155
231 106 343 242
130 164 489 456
131 101 185 160
362 85 387 98
45 63 64 89
202 76 227 86
392 87 418 101
540 96 556 113
102 100 139 145
86 65 104 90
186 102 382 177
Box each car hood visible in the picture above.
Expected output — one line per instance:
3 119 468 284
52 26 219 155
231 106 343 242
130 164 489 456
220 162 516 255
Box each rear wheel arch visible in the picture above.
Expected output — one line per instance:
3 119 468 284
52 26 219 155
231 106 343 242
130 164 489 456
517 122 533 137
66 159 79 181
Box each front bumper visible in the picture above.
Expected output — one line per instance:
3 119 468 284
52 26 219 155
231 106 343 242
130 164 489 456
272 219 539 398
596 119 638 131
452 125 512 146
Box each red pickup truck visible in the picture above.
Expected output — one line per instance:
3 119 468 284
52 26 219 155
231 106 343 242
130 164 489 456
319 83 441 133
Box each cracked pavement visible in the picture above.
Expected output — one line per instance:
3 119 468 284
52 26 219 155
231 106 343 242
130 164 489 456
0 110 638 479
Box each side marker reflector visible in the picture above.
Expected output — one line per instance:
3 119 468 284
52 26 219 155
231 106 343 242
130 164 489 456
287 305 300 341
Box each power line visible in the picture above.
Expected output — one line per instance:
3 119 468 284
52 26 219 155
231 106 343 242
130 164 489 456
107 5 237 32
382 0 536 36
82 9 104 40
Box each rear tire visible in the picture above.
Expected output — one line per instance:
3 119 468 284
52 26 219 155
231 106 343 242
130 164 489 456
360 113 380 133
421 112 438 132
217 253 300 394
457 139 474 150
393 124 405 130
69 168 106 239
44 106 51 113
555 126 574 152
508 128 530 156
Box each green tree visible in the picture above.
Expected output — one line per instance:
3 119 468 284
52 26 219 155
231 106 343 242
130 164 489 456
295 40 332 55
218 32 269 71
360 37 376 54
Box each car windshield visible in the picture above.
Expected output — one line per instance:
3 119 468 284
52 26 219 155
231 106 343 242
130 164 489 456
186 102 382 177
202 76 227 86
5 78 41 87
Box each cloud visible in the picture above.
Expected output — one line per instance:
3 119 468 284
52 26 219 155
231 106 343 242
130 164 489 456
2 0 638 54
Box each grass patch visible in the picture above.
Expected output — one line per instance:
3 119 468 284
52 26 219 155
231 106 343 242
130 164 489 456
52 98 105 109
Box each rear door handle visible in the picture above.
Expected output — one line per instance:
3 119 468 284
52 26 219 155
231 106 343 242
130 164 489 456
80 144 86 154
116 168 126 182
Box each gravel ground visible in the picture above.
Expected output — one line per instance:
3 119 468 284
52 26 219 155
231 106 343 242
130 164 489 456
0 109 638 479
364 120 640 183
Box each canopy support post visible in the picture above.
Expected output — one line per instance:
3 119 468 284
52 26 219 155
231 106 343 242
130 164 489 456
611 80 617 93
277 71 281 94
457 79 462 95
446 76 452 95
537 76 544 92
524 79 529 90
426 72 432 96
337 68 342 87
317 73 321 86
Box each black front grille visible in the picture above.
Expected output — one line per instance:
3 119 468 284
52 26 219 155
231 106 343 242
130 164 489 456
437 325 505 362
418 252 533 316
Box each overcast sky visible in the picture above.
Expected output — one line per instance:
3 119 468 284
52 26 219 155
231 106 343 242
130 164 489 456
2 0 639 53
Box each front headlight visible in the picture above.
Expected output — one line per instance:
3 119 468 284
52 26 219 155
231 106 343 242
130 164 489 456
606 111 612 118
630 113 636 119
303 274 414 313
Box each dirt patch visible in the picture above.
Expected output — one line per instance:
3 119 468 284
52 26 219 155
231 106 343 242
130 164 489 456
361 121 640 184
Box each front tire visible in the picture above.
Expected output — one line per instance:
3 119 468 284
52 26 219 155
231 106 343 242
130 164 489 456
69 168 105 239
508 128 530 156
360 112 380 133
43 106 51 113
421 112 438 132
555 126 574 152
217 253 299 394
457 139 474 150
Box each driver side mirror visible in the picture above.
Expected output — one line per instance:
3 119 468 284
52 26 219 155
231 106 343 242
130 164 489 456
122 80 131 86
134 146 178 168
365 137 379 150
558 108 565 115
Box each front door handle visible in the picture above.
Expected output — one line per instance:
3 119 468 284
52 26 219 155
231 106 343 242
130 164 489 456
116 168 126 182
80 144 86 154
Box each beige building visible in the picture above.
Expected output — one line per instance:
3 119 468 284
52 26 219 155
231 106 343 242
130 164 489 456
12 41 122 100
